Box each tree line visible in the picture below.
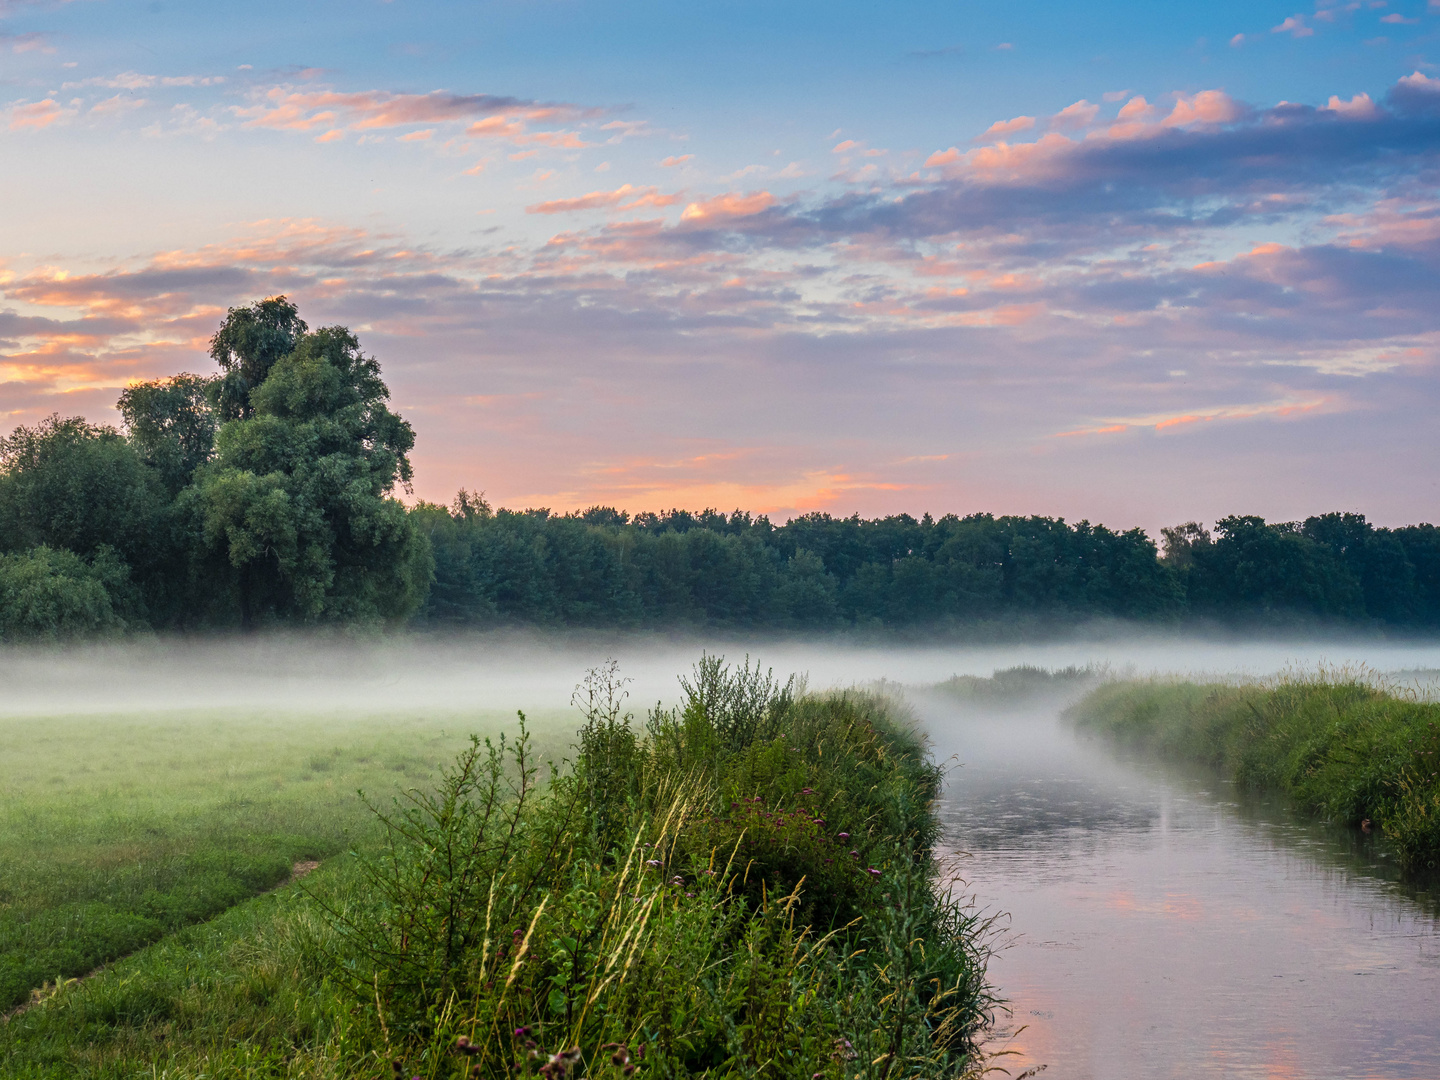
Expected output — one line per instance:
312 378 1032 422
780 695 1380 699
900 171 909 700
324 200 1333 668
1 298 1436 639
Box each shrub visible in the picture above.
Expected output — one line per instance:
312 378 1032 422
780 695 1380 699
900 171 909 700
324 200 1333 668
325 657 995 1078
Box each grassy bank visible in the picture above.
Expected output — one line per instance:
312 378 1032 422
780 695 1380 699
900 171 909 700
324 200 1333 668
1069 675 1440 872
2 658 993 1077
933 665 1098 705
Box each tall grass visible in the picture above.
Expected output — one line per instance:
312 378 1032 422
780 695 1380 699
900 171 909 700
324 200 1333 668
1069 673 1440 872
2 659 995 1078
322 657 994 1077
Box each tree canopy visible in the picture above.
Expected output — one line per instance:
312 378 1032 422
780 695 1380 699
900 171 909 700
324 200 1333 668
0 298 428 637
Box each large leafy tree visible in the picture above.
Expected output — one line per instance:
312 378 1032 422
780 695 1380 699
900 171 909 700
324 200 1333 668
208 296 308 421
117 373 218 494
186 320 432 628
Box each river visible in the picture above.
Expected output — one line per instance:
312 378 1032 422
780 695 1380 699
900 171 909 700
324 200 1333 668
921 688 1440 1080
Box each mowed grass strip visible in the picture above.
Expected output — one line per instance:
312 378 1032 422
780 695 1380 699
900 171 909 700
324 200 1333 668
1068 675 1440 872
1 860 365 1079
0 706 566 1012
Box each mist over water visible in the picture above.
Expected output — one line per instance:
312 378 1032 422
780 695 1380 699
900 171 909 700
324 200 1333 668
2 629 1438 719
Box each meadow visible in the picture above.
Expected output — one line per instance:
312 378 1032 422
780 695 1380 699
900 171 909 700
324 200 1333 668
0 704 550 1016
1068 673 1440 873
1 657 994 1078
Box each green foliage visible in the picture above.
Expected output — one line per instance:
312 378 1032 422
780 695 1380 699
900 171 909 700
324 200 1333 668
1070 676 1440 872
414 506 1194 630
0 546 130 641
325 659 993 1078
116 374 218 495
0 415 164 598
185 321 431 627
209 295 308 422
1162 512 1440 625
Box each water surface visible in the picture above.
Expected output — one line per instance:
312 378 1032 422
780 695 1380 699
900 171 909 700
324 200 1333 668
922 692 1440 1080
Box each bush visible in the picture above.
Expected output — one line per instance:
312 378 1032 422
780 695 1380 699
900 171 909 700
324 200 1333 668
323 657 994 1078
0 545 130 642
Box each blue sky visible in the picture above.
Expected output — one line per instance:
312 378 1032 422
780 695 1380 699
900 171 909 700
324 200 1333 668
3 0 1439 530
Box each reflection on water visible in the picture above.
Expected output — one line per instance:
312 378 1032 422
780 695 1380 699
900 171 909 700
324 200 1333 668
921 692 1440 1080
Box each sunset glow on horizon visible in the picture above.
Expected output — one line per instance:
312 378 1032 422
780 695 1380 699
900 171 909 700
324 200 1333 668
3 0 1439 531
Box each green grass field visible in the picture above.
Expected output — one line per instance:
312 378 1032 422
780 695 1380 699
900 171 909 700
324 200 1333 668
0 704 573 1017
1068 674 1440 873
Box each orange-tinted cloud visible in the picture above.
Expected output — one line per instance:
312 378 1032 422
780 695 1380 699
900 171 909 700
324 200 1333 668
1055 397 1328 438
679 191 776 223
527 184 683 214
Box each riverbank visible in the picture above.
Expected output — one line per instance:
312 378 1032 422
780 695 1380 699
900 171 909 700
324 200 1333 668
1068 675 1440 872
2 658 994 1078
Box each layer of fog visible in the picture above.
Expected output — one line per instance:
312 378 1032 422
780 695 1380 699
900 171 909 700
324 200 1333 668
2 630 1438 719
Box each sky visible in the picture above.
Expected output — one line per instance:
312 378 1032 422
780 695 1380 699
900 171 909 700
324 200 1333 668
2 0 1439 533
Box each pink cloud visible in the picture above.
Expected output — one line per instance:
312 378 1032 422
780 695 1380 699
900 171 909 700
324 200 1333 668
90 94 149 117
661 154 693 166
1117 96 1157 121
232 86 593 150
1055 398 1329 438
1323 92 1380 118
1164 90 1242 127
1230 33 1245 46
7 98 71 131
398 128 434 142
832 139 858 154
1380 12 1419 22
465 115 525 138
977 115 1036 142
925 147 961 167
1050 100 1099 132
527 184 683 214
1397 70 1439 90
679 191 776 223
